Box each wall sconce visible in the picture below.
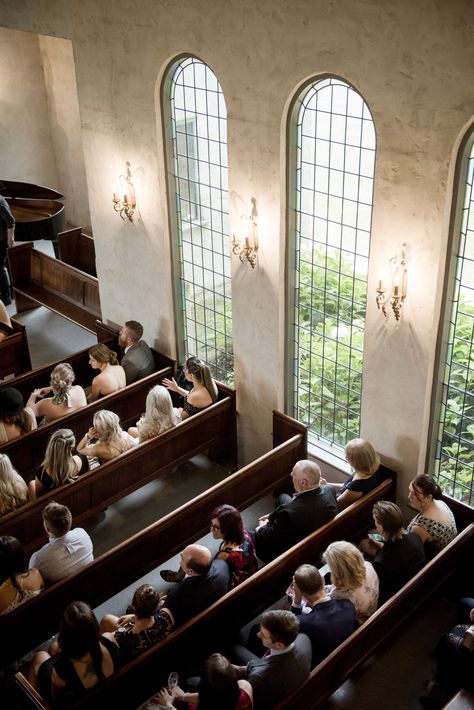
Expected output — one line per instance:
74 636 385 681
376 246 408 321
112 162 136 222
231 197 259 269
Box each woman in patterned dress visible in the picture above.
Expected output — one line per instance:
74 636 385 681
407 474 457 558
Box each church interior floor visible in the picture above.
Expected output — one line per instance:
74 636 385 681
4 282 459 709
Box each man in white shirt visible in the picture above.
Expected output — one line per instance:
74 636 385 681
29 501 94 585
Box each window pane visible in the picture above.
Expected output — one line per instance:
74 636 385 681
169 58 233 384
292 78 375 452
434 143 474 504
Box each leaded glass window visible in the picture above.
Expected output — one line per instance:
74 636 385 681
167 57 233 383
434 141 474 504
291 77 376 451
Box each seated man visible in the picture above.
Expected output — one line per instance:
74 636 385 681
28 501 94 585
119 320 155 385
253 460 338 562
232 610 312 709
290 564 356 666
161 543 230 627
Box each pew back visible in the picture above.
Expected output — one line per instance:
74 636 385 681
0 318 32 378
57 228 96 277
8 242 101 332
0 410 298 669
23 469 396 708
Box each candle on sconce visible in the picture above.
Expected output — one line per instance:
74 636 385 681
245 237 250 249
393 285 400 297
377 279 384 291
112 185 118 202
123 194 129 205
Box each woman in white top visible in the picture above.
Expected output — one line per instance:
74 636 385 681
88 344 126 402
323 540 379 624
26 363 87 424
77 409 137 463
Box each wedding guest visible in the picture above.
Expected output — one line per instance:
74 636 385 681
26 363 87 423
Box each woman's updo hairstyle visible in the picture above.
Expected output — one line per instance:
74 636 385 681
89 344 119 366
411 474 442 500
50 363 75 396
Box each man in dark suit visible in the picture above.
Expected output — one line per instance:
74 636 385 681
160 543 230 627
232 610 311 709
290 564 356 666
253 460 338 562
119 320 155 384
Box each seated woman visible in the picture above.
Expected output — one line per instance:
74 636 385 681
99 583 173 662
0 453 28 516
163 356 218 420
406 474 457 558
0 535 43 615
77 409 137 463
365 500 426 604
29 601 120 706
322 438 382 511
0 298 13 342
88 344 126 402
323 540 379 624
128 385 180 443
0 387 37 444
152 653 254 710
28 429 89 500
26 363 87 424
161 504 257 589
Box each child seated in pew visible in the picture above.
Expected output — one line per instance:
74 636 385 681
28 428 89 499
77 409 137 464
26 362 87 424
0 452 28 516
29 601 121 706
99 583 174 662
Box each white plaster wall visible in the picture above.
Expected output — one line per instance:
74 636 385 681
38 35 91 229
0 26 58 187
1 0 474 496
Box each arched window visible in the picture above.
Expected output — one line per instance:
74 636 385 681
165 56 232 383
289 77 376 451
433 137 474 504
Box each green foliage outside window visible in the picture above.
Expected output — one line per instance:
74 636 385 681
295 246 368 449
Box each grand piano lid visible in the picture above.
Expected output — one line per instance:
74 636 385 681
0 179 64 201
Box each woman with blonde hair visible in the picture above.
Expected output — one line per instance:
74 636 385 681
322 438 382 511
28 429 89 499
77 409 136 463
0 453 28 516
323 540 379 623
164 356 218 420
128 385 180 442
0 387 37 444
26 362 87 423
88 344 126 402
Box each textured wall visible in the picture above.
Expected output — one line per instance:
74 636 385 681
1 0 474 495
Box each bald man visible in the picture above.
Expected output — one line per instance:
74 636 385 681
159 544 230 627
253 460 338 562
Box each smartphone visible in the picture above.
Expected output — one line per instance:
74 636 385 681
368 533 384 542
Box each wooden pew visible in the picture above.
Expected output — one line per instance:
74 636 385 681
275 519 474 709
57 228 96 277
0 380 235 554
0 411 302 670
12 446 397 706
0 366 173 478
0 320 117 401
16 489 474 710
8 242 101 332
0 317 32 378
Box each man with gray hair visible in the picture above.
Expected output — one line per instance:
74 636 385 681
252 460 337 562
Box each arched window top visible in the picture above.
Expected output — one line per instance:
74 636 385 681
289 76 376 452
165 56 233 384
